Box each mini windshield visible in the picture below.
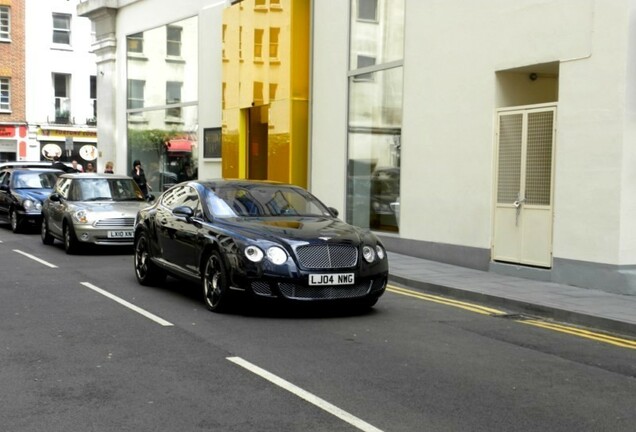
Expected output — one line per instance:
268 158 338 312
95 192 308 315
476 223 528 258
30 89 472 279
206 185 333 218
12 172 59 189
70 178 145 201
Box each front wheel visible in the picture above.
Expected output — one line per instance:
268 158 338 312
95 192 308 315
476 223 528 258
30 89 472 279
202 250 231 313
10 210 21 233
63 223 79 254
41 217 54 245
134 231 166 286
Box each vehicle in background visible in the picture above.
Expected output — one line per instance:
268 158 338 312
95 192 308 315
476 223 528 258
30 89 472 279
41 173 152 254
0 168 64 233
0 161 73 170
133 179 389 313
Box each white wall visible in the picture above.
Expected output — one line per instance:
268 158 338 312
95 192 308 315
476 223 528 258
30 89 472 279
309 0 350 212
312 0 636 267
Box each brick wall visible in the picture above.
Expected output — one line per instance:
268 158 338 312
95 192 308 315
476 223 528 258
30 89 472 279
0 0 26 122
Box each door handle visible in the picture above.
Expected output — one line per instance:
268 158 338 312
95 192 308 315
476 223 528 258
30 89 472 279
513 198 526 208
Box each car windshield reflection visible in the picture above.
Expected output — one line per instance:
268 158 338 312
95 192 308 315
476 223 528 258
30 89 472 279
206 185 332 218
72 178 145 202
12 172 59 189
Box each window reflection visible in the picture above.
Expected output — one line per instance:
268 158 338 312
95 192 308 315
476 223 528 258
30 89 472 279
126 16 199 193
348 0 404 232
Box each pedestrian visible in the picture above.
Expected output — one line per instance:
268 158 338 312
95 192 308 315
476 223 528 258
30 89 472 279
71 160 83 172
85 162 95 173
104 161 114 174
131 159 152 198
51 155 76 173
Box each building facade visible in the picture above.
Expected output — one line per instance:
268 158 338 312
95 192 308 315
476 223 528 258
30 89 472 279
78 0 636 295
24 0 97 168
0 0 27 161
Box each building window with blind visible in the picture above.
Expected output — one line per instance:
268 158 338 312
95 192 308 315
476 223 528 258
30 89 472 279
167 26 182 57
0 7 10 41
166 81 182 119
52 13 71 45
0 78 10 111
254 28 264 61
127 32 144 54
269 27 280 61
127 79 145 111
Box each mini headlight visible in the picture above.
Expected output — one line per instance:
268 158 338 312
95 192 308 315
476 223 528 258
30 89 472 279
376 245 385 260
266 246 287 265
244 245 264 262
35 202 42 211
23 199 34 210
73 209 88 224
362 245 376 263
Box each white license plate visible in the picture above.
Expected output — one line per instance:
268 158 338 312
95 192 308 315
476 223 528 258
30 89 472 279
309 273 355 286
107 230 133 238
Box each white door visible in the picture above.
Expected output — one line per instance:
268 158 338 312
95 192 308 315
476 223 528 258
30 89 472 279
492 105 556 268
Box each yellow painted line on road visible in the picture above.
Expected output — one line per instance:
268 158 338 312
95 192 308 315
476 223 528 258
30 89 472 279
387 284 506 316
520 320 636 350
387 284 636 350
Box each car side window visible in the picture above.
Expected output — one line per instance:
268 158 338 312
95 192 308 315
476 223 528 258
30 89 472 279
161 185 201 215
0 171 8 187
56 178 72 199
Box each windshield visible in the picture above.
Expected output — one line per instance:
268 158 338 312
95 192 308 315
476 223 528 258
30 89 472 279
206 185 333 218
12 172 59 189
71 178 145 202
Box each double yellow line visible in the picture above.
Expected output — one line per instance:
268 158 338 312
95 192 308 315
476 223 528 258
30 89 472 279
387 284 636 350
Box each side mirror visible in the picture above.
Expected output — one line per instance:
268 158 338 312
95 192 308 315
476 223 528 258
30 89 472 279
173 205 194 221
328 207 339 218
0 184 8 192
49 193 61 202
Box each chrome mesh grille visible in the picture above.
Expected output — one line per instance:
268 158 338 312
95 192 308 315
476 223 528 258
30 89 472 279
278 281 372 300
295 245 358 269
94 218 135 227
251 281 273 296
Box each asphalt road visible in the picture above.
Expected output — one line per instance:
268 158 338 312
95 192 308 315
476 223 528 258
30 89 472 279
1 228 635 432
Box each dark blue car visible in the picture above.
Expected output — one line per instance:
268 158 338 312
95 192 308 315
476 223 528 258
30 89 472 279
0 167 63 233
133 180 389 313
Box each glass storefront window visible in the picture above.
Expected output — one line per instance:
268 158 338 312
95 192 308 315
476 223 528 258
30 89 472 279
347 67 402 232
126 16 199 192
348 0 404 232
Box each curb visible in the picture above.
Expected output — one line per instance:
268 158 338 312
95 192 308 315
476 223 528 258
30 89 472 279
389 274 636 339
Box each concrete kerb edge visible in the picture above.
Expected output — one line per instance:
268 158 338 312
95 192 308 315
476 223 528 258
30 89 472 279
388 275 636 339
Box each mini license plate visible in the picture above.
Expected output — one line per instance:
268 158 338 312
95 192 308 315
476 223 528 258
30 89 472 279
309 273 355 286
107 230 133 238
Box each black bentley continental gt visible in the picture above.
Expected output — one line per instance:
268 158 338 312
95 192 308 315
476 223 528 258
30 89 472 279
133 180 389 312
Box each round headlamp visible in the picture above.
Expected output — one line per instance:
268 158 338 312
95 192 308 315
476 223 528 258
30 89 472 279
375 245 385 260
362 245 376 263
266 246 287 265
244 245 264 262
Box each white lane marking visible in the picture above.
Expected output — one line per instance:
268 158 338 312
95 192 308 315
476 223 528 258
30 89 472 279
13 249 58 268
80 282 173 327
227 356 384 432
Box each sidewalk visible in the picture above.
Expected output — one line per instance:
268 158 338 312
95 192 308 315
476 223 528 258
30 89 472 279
387 252 636 338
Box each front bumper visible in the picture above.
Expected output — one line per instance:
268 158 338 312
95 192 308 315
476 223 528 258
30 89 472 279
72 224 135 246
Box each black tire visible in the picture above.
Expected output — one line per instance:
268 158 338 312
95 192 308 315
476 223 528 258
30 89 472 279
134 230 166 286
41 217 54 245
63 223 79 254
202 250 231 312
10 209 21 233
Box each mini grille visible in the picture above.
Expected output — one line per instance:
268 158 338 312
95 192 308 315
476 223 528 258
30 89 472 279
94 218 135 227
295 244 358 269
278 281 371 300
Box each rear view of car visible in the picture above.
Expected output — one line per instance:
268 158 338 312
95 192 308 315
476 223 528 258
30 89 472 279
41 173 151 254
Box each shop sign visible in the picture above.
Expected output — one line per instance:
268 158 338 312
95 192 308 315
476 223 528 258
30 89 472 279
0 125 16 137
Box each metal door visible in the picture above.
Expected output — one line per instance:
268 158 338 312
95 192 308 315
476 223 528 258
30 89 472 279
492 105 556 268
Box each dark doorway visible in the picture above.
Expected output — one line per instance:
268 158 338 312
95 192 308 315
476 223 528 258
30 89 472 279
248 105 268 180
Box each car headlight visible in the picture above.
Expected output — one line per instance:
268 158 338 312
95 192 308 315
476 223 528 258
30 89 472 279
362 245 376 263
23 199 34 210
266 246 287 265
376 245 385 260
73 209 89 224
244 245 264 262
